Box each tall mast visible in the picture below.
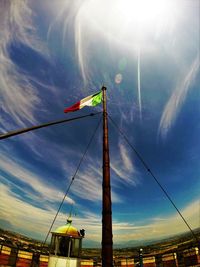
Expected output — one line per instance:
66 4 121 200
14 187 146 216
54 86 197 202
102 86 113 266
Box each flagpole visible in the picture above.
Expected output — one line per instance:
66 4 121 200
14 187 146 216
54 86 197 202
102 86 113 266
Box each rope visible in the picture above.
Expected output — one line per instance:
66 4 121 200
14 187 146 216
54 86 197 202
41 115 102 249
108 114 199 244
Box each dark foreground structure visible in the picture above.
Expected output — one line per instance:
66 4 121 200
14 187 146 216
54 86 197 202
0 242 200 267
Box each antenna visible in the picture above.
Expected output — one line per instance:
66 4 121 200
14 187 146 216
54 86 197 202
66 204 74 224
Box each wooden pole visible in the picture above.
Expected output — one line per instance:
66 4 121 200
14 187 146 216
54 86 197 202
0 112 100 140
102 86 113 266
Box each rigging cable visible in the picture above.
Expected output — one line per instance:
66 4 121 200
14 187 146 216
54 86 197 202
41 114 102 249
108 114 199 244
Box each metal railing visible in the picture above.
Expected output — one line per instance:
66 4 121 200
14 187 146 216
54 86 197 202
0 243 199 267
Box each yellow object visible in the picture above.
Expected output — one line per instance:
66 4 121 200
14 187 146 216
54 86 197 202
18 250 32 259
2 246 11 255
54 219 80 237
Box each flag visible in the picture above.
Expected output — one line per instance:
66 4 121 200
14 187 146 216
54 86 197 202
64 91 102 113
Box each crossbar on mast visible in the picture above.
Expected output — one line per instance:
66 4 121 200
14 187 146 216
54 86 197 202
0 113 101 140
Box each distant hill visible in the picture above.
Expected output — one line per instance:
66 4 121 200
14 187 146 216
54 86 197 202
0 228 42 243
114 227 200 249
1 227 199 254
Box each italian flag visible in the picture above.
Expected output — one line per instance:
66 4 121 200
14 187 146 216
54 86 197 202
64 91 102 113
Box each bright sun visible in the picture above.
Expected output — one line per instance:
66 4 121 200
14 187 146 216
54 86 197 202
78 0 174 45
116 0 168 24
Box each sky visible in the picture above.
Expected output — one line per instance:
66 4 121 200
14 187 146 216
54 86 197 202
0 0 200 248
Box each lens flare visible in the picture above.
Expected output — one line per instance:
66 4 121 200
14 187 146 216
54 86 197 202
115 73 123 84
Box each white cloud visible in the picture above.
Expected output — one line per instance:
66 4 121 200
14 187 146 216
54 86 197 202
0 152 74 205
71 161 122 203
159 55 200 138
0 140 122 205
0 183 58 238
113 199 200 243
0 183 102 241
0 0 48 131
0 181 198 244
119 142 134 172
110 142 139 186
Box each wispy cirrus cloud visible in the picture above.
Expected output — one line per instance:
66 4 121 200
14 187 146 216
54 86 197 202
119 142 134 173
110 142 138 186
0 137 122 205
0 152 74 205
0 183 84 241
0 0 48 131
0 183 56 238
1 181 198 245
0 183 101 242
47 0 90 85
71 160 122 203
159 55 200 138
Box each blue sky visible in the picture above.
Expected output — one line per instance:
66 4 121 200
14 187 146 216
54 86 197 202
0 0 199 247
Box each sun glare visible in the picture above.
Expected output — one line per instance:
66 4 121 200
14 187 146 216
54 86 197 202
78 0 174 46
116 0 168 25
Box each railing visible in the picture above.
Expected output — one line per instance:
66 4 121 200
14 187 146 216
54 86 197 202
0 245 48 267
0 244 199 267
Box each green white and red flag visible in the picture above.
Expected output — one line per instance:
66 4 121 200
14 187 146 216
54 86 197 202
64 91 102 113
